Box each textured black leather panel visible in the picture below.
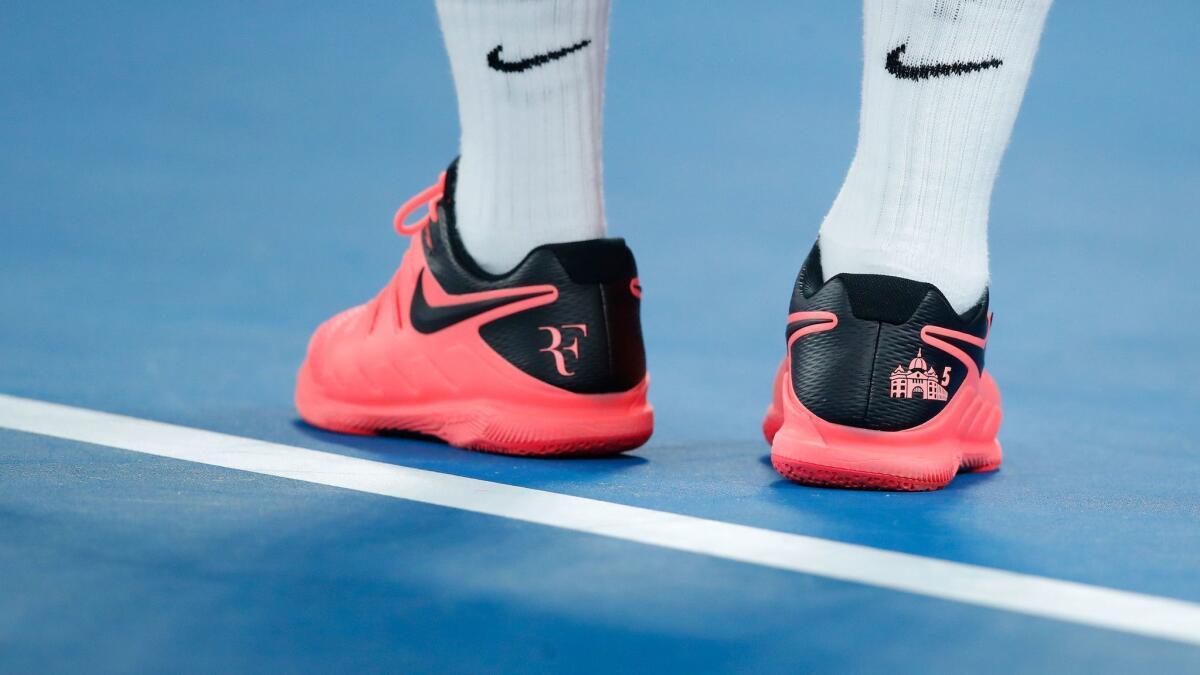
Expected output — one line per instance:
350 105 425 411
480 279 645 393
422 159 646 394
789 243 989 431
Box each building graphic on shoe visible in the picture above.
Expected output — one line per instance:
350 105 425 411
888 348 949 401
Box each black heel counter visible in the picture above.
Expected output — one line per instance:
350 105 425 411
478 241 647 394
789 248 988 431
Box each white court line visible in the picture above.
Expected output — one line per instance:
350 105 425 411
2 393 1199 646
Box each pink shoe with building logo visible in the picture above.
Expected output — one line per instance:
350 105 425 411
762 244 1002 491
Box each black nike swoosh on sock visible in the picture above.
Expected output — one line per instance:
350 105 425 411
486 40 591 73
409 273 552 334
885 43 1003 81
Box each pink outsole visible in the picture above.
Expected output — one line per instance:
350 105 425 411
762 401 1001 491
770 450 1000 492
300 408 653 457
771 455 950 491
296 368 653 457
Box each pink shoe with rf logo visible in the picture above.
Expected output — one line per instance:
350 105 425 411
295 160 653 455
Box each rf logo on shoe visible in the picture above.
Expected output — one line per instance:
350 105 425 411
538 324 589 376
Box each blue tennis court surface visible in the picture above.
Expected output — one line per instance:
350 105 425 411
3 1 1199 672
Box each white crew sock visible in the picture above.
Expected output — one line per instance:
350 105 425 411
434 0 609 273
818 0 1052 312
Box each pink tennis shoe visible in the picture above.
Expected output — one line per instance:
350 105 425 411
296 160 653 455
763 244 1002 491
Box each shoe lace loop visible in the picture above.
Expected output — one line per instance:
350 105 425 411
393 171 447 236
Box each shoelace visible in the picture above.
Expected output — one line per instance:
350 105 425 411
392 171 447 236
